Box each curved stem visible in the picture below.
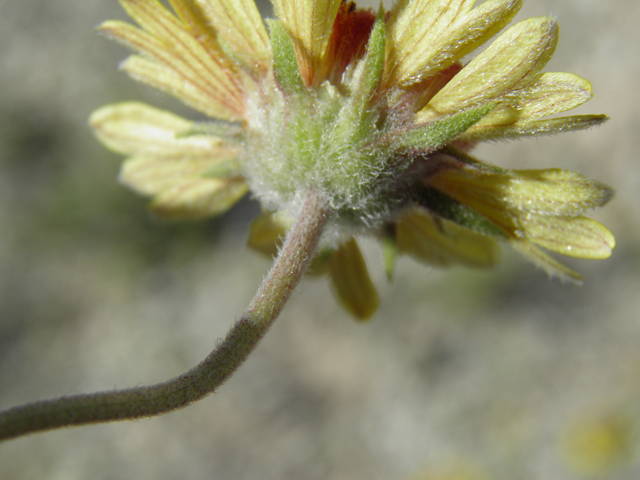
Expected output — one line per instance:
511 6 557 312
0 189 328 441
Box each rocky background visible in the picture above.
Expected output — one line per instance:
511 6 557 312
1 0 639 479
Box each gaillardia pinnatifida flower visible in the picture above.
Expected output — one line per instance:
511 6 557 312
91 0 614 320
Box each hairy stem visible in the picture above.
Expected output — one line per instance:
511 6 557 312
0 189 328 441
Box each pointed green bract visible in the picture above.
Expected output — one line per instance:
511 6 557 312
268 19 305 95
355 5 386 106
393 103 495 152
460 114 609 141
415 185 507 238
331 5 386 142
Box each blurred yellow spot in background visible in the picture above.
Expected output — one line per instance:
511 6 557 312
560 411 634 477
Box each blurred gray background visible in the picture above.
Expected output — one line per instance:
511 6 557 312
1 0 639 479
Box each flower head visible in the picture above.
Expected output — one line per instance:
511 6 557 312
91 0 614 320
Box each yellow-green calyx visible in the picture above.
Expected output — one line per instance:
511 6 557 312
243 9 492 229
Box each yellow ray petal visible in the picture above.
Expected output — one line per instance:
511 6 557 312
119 56 231 120
510 72 593 121
387 0 474 83
468 72 593 132
149 177 248 219
102 0 246 120
427 166 615 262
167 0 270 77
386 0 522 86
101 19 243 120
120 155 238 196
396 207 500 268
328 237 379 321
90 102 234 157
195 0 270 68
417 16 558 122
386 0 471 87
504 169 614 216
431 167 614 218
271 0 342 85
521 214 615 259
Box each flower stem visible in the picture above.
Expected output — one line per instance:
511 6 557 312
0 189 328 441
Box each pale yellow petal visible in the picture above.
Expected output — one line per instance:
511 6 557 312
469 72 593 131
521 214 615 259
387 0 474 82
109 101 246 219
90 102 232 157
418 17 558 122
102 0 245 120
428 167 613 236
120 155 237 195
328 237 379 321
196 0 270 67
509 240 583 283
396 207 500 268
505 169 614 216
386 0 522 85
431 167 614 218
167 0 269 74
270 0 342 85
512 72 593 121
428 167 615 261
101 20 243 120
150 178 248 219
120 56 226 120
